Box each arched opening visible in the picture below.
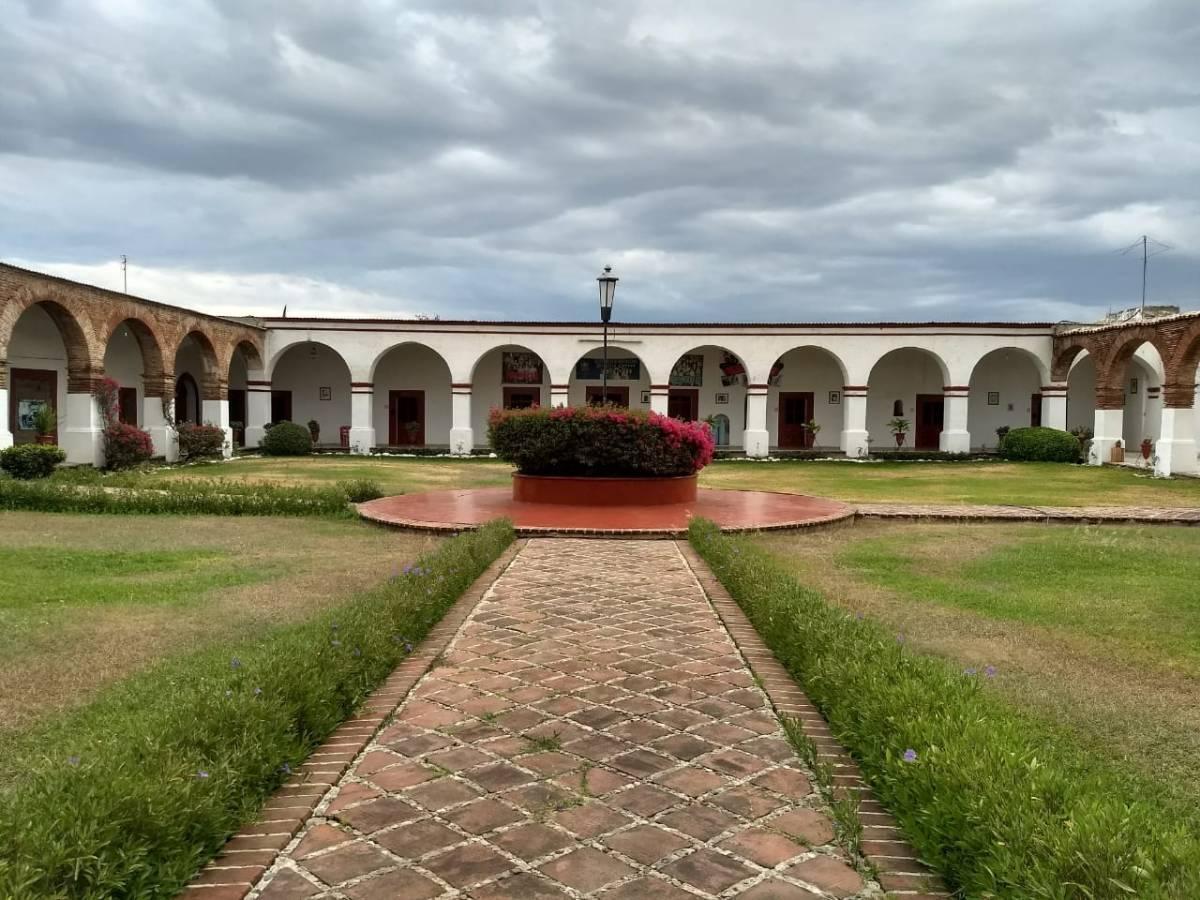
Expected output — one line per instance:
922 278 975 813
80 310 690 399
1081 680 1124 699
568 346 652 409
1118 343 1164 451
766 346 847 450
228 341 263 448
104 319 163 428
866 348 949 450
967 348 1047 450
269 341 352 446
5 301 81 445
661 346 750 446
469 344 549 436
1066 351 1096 434
174 372 201 425
371 343 452 448
173 332 218 426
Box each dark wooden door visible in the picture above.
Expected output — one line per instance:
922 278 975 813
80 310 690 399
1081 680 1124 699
228 389 246 446
389 390 425 445
667 389 699 421
175 373 200 424
586 386 629 407
118 387 139 425
1030 393 1042 427
270 390 292 424
778 392 814 448
9 368 57 444
915 394 944 449
503 386 539 410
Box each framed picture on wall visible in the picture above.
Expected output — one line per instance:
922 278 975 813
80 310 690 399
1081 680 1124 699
319 386 332 401
828 390 841 405
714 392 730 404
640 390 651 404
987 391 1000 406
1130 377 1139 395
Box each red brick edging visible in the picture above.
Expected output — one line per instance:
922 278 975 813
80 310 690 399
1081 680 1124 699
677 542 952 898
181 540 526 900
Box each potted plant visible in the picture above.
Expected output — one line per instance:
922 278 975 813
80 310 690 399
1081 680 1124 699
32 404 57 445
996 425 1010 451
307 419 320 445
804 419 821 448
887 417 910 448
230 420 244 448
1140 437 1153 461
404 420 421 443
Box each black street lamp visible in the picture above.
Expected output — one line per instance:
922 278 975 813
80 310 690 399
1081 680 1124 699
597 265 618 404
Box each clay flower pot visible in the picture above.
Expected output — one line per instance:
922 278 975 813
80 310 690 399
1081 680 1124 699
1141 439 1152 460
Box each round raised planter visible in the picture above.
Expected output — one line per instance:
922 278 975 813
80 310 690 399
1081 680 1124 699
513 473 698 506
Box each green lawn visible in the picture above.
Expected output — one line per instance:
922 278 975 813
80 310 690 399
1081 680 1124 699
0 512 439 741
755 522 1200 811
125 455 1200 507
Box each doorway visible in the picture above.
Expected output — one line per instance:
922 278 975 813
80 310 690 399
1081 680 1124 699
667 388 699 421
502 386 540 410
1030 393 1042 427
389 390 426 445
9 368 57 445
270 390 293 424
777 391 814 448
915 394 944 450
585 385 629 407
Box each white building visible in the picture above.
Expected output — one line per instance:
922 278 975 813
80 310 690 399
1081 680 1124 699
2 264 1198 475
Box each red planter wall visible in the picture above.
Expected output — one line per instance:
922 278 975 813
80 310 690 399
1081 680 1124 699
512 474 698 506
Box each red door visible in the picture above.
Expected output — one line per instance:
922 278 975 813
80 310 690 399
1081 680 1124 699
1030 393 1042 427
915 394 944 450
586 386 629 407
389 390 425 445
777 392 814 448
667 388 699 421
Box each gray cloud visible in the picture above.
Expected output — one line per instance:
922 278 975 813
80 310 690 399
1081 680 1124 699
1 0 1198 322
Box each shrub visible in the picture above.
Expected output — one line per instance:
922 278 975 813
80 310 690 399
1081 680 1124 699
688 519 1200 899
103 422 154 470
176 423 227 462
1000 426 1082 463
488 406 715 477
338 478 385 503
0 444 66 480
261 421 312 456
0 521 515 898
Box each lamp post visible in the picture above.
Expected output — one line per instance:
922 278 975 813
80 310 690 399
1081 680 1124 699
597 265 618 404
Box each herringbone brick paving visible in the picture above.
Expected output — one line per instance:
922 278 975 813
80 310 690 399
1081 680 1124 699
248 540 890 898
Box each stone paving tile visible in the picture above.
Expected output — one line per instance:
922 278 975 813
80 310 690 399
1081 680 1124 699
250 539 883 899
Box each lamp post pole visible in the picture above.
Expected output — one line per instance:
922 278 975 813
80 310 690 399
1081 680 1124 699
597 265 618 405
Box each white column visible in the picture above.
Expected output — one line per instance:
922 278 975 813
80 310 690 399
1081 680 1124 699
1041 384 1068 431
1155 407 1198 476
450 383 473 456
244 381 272 448
348 382 375 454
202 398 232 458
62 392 105 467
1090 408 1124 465
840 387 869 458
744 384 769 457
143 395 175 462
939 388 971 453
0 386 11 450
650 384 669 416
549 384 569 408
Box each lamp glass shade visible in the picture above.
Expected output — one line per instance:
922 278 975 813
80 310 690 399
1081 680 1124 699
597 266 618 312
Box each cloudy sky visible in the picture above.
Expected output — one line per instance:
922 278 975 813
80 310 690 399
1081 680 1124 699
2 0 1199 322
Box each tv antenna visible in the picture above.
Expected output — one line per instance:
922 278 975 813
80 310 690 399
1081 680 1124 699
120 255 128 293
1115 235 1172 316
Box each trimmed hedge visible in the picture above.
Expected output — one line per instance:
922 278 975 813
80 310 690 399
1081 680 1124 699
1000 426 1082 463
0 520 515 898
261 421 312 456
489 406 715 477
0 444 66 479
688 519 1200 899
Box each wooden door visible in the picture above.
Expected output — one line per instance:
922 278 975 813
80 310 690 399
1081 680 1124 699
777 391 814 448
1030 393 1042 427
9 368 57 444
270 390 292 424
915 394 944 449
118 387 139 425
389 390 425 445
667 388 699 421
586 386 629 407
503 386 539 410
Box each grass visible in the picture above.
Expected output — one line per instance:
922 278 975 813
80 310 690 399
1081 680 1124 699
0 520 514 899
691 518 1200 899
119 454 1200 507
0 512 439 742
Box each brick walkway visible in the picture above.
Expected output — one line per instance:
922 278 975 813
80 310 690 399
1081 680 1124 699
248 540 888 899
855 502 1200 524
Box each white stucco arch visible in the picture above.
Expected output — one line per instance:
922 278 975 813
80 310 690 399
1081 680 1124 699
268 340 353 443
567 344 655 409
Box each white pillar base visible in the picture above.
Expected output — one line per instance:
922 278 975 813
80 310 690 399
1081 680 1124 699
201 399 232 458
940 392 970 453
840 391 869 457
743 429 769 458
1090 408 1124 466
1155 408 1198 476
143 396 174 462
62 392 105 467
650 387 670 416
939 430 971 453
0 387 12 450
449 427 474 456
1042 388 1068 432
349 427 376 455
450 385 473 455
245 389 271 449
840 430 869 458
744 387 769 457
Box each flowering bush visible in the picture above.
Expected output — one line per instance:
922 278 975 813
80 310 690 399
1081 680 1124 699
103 423 154 470
177 423 226 461
489 405 714 477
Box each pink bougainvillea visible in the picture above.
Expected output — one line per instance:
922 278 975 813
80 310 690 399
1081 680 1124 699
488 405 715 477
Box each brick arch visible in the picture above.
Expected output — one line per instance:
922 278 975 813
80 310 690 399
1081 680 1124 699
1163 320 1200 407
0 285 103 391
170 328 223 401
226 338 265 378
103 316 168 396
1095 329 1168 392
1050 343 1089 382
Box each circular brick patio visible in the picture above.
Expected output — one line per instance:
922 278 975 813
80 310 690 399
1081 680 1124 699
357 488 852 537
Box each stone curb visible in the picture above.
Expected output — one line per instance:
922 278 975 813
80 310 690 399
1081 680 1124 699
676 542 953 898
854 503 1200 525
179 539 526 900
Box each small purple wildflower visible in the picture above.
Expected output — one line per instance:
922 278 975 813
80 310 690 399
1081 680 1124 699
280 762 292 775
984 665 997 678
67 755 81 767
402 564 413 575
403 641 414 653
903 749 918 763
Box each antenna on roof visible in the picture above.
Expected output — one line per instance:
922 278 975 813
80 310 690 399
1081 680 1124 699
1115 234 1173 317
120 255 128 293
282 305 288 318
